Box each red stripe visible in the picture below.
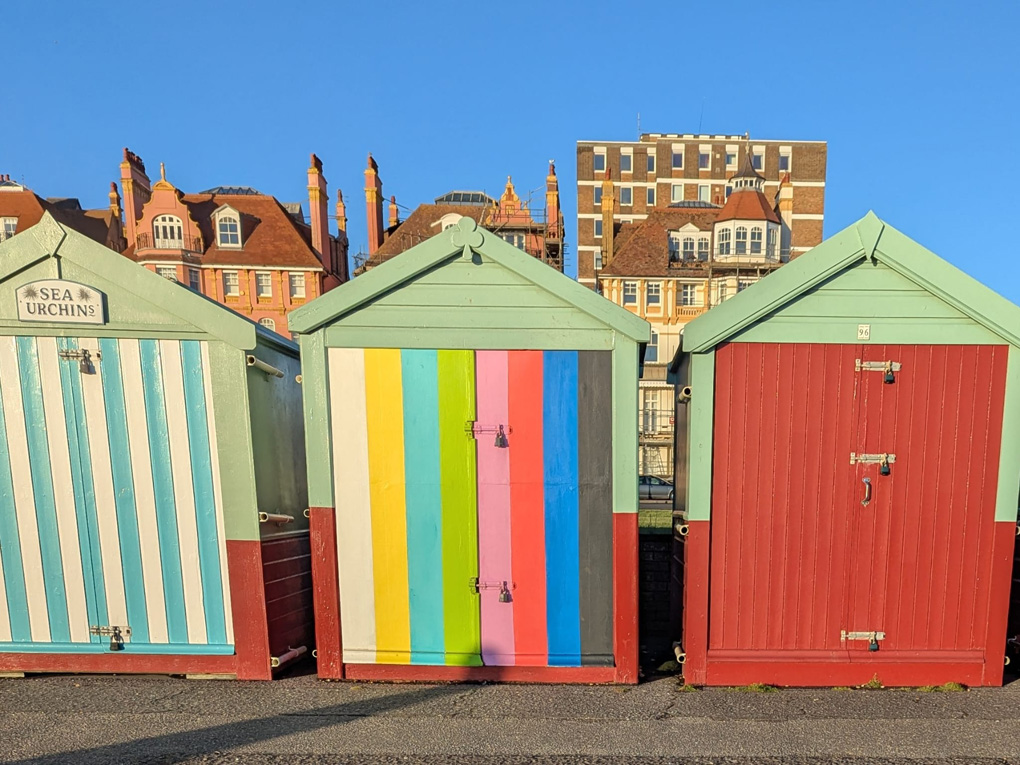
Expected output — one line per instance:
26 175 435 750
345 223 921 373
612 512 639 683
308 507 344 679
226 540 272 680
344 662 615 684
0 652 237 676
682 519 710 685
508 351 548 665
985 521 1017 687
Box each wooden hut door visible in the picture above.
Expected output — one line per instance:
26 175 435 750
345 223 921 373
844 345 1007 661
0 335 231 655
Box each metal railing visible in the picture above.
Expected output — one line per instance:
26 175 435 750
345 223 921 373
135 232 204 253
667 247 786 267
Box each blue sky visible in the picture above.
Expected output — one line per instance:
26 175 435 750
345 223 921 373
3 1 1018 299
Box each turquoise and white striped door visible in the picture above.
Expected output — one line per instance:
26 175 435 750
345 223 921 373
0 336 234 655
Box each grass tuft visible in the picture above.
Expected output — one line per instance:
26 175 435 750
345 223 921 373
729 682 779 693
676 681 699 692
860 674 883 690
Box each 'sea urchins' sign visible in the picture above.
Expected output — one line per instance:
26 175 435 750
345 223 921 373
17 280 106 325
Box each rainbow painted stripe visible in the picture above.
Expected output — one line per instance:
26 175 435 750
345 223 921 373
327 348 614 668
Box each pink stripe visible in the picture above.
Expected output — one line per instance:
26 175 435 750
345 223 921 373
475 351 515 666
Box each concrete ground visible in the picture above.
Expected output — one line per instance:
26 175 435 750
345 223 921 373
2 668 1020 764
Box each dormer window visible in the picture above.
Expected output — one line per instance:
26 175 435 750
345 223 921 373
1 217 17 242
718 228 731 256
735 226 748 255
218 215 240 247
153 215 183 248
668 232 681 263
682 237 695 261
438 213 463 231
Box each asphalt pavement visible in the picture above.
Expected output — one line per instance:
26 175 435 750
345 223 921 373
2 669 1020 764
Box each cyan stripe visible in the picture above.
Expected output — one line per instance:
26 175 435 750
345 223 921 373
179 341 226 645
400 349 445 664
138 340 188 643
17 337 70 643
56 338 107 636
0 641 234 655
542 350 581 667
98 338 149 644
0 358 31 641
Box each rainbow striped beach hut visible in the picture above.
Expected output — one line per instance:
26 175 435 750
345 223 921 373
0 214 311 680
289 217 649 683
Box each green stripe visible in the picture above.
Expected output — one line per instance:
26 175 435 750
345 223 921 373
996 346 1020 522
437 350 481 666
686 351 715 522
612 341 640 514
299 333 333 509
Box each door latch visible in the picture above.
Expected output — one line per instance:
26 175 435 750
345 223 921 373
58 348 101 375
850 453 896 475
89 624 131 651
466 422 511 448
856 359 901 384
469 577 513 602
841 630 885 651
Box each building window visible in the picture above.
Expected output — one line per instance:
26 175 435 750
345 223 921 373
679 284 697 306
256 271 272 298
752 150 764 170
594 219 603 238
289 272 306 299
620 187 632 206
620 152 632 173
682 237 695 261
623 281 637 305
646 282 661 306
647 153 656 173
593 151 606 173
768 228 778 258
697 237 709 261
725 151 737 168
750 227 763 254
779 149 791 172
153 214 183 248
500 232 525 249
698 184 710 203
738 280 753 292
718 283 729 302
725 185 733 198
594 187 602 206
718 228 731 255
259 318 276 332
594 249 603 271
645 331 658 363
1 217 17 241
217 215 240 247
156 266 176 281
188 269 200 290
671 184 683 203
668 232 682 263
647 186 655 206
699 151 710 169
671 151 683 169
223 271 239 296
735 226 748 255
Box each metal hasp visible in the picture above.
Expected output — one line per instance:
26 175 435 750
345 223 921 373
89 624 131 651
850 452 896 475
470 577 513 602
856 359 902 384
58 347 100 374
841 630 885 652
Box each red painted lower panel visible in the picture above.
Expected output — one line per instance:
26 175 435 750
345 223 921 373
0 652 237 676
705 657 991 688
344 663 616 684
681 520 710 685
612 512 639 684
309 507 343 679
261 531 315 660
226 539 272 681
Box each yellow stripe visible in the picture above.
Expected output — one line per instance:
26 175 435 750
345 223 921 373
364 348 411 664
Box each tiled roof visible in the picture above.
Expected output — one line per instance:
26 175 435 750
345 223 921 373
714 189 781 224
600 208 720 277
368 203 489 264
0 188 122 249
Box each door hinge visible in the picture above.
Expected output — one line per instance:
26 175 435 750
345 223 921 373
856 359 901 383
90 624 131 651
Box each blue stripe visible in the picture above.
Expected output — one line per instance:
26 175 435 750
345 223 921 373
542 350 581 666
179 341 226 645
57 338 107 636
17 337 70 642
0 641 234 655
98 338 150 644
401 349 445 664
0 356 32 641
138 340 188 643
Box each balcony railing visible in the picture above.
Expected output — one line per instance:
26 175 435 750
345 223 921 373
135 232 204 253
667 246 785 267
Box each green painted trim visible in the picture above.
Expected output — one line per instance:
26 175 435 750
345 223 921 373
330 305 608 331
0 215 258 351
731 317 1004 346
0 324 214 340
685 351 714 522
0 225 53 276
289 217 649 342
995 346 1020 523
323 326 618 350
300 333 334 509
207 341 259 541
612 340 640 514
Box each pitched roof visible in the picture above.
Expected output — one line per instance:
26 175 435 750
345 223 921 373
0 187 123 250
368 203 490 264
714 188 781 224
600 208 720 277
680 211 1020 354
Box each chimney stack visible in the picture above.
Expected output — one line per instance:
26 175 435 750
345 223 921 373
108 182 122 219
388 195 400 228
336 188 347 233
545 161 561 240
120 148 151 248
307 153 331 267
600 169 616 268
364 154 384 255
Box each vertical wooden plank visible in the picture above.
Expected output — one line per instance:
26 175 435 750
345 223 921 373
543 350 580 666
400 349 445 664
364 348 411 664
685 351 715 523
612 340 640 516
995 346 1020 523
328 348 376 664
438 350 482 667
613 511 639 683
300 333 334 510
308 506 343 678
0 544 10 642
508 351 547 666
475 350 515 666
577 350 614 665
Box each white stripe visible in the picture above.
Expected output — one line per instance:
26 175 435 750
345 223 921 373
0 337 51 642
201 342 233 645
328 348 376 663
77 338 129 634
35 337 90 643
118 339 169 644
0 543 11 642
791 213 825 220
159 339 207 643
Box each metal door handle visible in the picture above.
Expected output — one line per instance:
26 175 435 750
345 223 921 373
861 477 872 506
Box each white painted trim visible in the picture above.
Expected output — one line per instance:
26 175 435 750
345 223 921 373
575 179 825 189
791 213 825 220
136 261 323 273
577 137 827 145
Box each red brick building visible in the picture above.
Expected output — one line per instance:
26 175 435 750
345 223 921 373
120 149 349 337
